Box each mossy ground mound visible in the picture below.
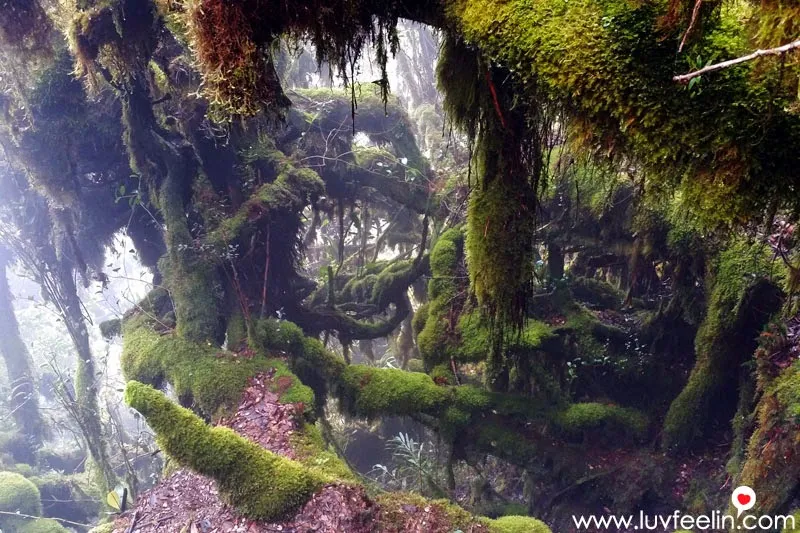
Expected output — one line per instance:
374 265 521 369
0 471 43 531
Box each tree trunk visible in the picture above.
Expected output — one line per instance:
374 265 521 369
0 248 45 459
55 255 117 493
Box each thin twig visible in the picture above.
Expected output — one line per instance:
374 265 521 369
678 0 703 53
0 511 91 529
674 39 800 82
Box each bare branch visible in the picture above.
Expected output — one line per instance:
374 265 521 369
674 39 800 82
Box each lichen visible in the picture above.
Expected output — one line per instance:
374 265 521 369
125 382 324 520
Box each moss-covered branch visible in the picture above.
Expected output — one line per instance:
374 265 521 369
125 381 323 520
121 312 314 418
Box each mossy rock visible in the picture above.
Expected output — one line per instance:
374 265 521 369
485 515 552 533
19 518 69 532
125 382 324 520
0 471 43 531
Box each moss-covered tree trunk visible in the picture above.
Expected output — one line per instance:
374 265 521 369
662 241 784 452
0 247 45 458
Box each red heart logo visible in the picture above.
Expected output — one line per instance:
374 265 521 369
737 494 751 505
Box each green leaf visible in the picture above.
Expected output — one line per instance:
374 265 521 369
106 490 121 510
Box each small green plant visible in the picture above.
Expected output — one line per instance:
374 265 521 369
371 432 442 495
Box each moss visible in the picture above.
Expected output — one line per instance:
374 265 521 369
375 492 480 531
411 303 429 336
225 311 248 351
122 317 314 418
371 260 415 311
500 503 529 516
662 239 784 451
0 471 43 531
739 362 800 514
782 511 800 532
417 228 465 369
485 515 552 533
474 423 540 464
125 382 323 520
13 462 35 477
466 174 536 327
340 274 378 303
339 366 450 418
87 523 115 533
555 402 649 442
430 364 454 385
449 0 800 223
290 424 356 482
209 139 323 244
570 277 624 310
19 518 69 533
99 318 121 339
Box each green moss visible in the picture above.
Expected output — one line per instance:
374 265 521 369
417 228 465 369
371 260 415 311
475 423 539 464
450 0 800 223
29 471 100 526
87 524 115 533
19 518 69 533
340 274 378 303
125 382 324 520
466 175 536 326
375 492 480 531
225 311 248 351
429 364 454 385
411 303 429 336
122 317 314 418
13 462 34 477
782 511 800 532
290 424 356 482
209 138 323 244
500 503 529 516
485 515 552 533
0 471 42 531
99 318 121 339
570 277 624 310
555 402 649 441
339 366 450 418
663 239 784 451
739 362 800 514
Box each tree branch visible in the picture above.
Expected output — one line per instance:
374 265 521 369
673 39 800 82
